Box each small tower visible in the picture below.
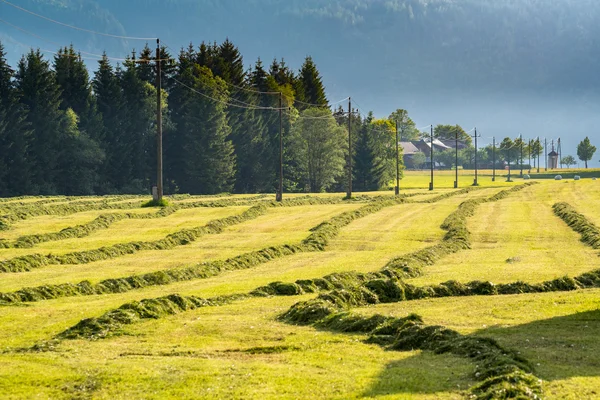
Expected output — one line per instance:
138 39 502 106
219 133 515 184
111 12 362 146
548 141 559 170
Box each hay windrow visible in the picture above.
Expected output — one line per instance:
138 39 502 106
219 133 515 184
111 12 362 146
1 196 408 303
0 196 145 228
56 293 248 340
281 309 542 399
553 202 600 249
0 195 368 273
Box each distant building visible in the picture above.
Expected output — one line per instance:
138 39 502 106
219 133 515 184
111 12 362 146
439 138 470 150
548 150 558 169
400 139 451 169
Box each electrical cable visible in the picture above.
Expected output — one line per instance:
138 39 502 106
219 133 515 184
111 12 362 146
0 0 156 40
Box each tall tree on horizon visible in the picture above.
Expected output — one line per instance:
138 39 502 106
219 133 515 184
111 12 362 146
16 49 64 194
577 137 597 169
93 54 125 192
0 41 32 196
175 65 236 194
295 56 328 110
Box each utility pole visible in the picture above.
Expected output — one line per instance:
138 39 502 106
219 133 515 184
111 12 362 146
429 125 434 191
155 38 163 202
395 120 400 195
473 128 479 186
558 138 562 168
507 146 512 182
544 138 548 171
492 137 496 182
528 139 532 174
276 92 283 202
347 97 352 199
519 134 524 177
535 136 542 174
551 139 555 170
454 128 458 188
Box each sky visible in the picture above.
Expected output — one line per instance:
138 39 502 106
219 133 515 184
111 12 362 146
1 0 599 167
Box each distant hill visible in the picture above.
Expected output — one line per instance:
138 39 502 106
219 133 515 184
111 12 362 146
3 0 600 165
3 0 599 93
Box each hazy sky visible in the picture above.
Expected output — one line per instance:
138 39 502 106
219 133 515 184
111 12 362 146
1 0 599 167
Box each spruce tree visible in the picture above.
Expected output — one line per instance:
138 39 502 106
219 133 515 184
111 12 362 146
16 50 64 194
93 54 125 192
177 65 235 194
120 57 156 192
54 46 105 148
295 56 328 110
0 42 32 196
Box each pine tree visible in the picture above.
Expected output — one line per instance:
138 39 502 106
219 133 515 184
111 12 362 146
16 50 65 194
295 56 328 110
0 42 32 196
353 113 378 191
54 46 105 159
177 65 235 193
119 57 156 192
93 54 125 192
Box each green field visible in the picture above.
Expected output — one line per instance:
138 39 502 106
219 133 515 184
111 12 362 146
1 173 600 399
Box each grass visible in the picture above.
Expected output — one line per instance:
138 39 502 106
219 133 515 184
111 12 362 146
352 289 600 399
0 176 599 398
407 182 600 286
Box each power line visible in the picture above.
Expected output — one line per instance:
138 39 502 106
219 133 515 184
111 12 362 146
0 0 156 41
171 77 286 111
0 19 171 63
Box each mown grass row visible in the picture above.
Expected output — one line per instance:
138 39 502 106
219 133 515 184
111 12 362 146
0 195 274 249
553 202 600 249
415 186 483 203
0 188 476 303
32 185 533 340
282 309 542 399
0 197 408 303
0 197 146 231
0 194 273 232
0 196 365 274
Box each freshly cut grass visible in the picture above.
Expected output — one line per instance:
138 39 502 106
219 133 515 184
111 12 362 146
0 209 156 241
0 296 475 399
0 204 360 292
353 289 600 399
408 183 598 286
0 207 249 259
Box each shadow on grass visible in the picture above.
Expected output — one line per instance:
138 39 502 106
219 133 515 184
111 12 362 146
361 351 475 397
362 309 600 398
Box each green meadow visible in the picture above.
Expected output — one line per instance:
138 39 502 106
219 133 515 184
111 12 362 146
1 172 600 399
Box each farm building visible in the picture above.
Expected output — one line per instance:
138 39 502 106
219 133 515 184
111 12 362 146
400 139 451 169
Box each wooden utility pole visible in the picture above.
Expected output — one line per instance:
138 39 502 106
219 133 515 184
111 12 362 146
276 92 283 202
429 125 434 191
454 128 458 188
519 134 524 177
473 128 479 186
347 97 352 198
535 136 542 174
544 138 548 171
528 139 532 174
155 38 163 202
492 137 496 182
558 138 562 168
395 120 400 195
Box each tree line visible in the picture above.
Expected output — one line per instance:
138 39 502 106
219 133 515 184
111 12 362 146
0 40 411 196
